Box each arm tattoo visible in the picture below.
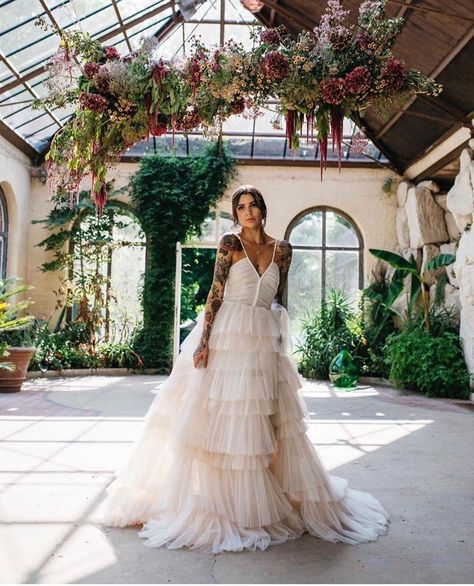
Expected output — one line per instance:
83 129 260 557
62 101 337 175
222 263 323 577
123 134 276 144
196 233 241 350
275 241 293 306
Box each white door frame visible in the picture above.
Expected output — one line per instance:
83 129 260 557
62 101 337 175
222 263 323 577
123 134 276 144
173 213 226 364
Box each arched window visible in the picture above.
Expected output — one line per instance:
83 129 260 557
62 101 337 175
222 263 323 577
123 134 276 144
0 187 8 280
69 209 146 342
286 207 363 332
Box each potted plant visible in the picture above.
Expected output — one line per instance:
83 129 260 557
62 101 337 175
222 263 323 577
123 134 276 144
0 277 36 392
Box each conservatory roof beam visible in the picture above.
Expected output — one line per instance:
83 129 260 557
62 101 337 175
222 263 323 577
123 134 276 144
375 24 474 141
404 123 473 181
257 0 314 32
110 0 133 53
0 1 174 95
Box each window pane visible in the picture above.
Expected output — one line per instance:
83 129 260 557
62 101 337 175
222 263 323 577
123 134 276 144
325 250 360 303
289 211 322 246
219 213 234 236
252 137 285 158
287 249 322 334
198 212 218 242
225 136 251 157
224 24 257 50
326 211 359 247
109 216 146 341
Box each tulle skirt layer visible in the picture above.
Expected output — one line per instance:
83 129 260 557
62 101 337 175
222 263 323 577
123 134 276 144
97 300 389 553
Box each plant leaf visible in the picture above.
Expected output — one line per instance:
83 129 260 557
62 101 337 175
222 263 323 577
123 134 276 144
369 248 418 272
425 253 456 272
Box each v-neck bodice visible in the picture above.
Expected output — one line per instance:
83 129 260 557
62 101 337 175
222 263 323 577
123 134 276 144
223 236 280 309
235 233 278 279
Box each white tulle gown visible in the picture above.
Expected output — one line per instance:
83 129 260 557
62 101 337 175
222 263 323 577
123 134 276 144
97 239 390 553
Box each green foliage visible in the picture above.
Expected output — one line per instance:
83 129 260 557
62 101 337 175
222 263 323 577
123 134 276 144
296 289 360 379
129 143 236 371
28 319 143 371
0 277 35 371
384 319 471 399
369 248 455 331
33 188 137 350
357 277 399 377
180 248 216 323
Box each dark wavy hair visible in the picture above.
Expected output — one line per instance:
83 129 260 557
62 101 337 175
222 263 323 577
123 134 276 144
231 185 267 227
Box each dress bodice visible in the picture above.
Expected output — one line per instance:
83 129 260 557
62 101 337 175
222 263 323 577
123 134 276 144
223 236 280 309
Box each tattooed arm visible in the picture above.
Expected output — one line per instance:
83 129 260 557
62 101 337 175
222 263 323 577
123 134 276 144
275 240 293 307
193 233 241 368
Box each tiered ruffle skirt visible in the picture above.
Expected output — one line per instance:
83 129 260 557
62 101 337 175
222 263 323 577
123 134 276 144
97 301 389 553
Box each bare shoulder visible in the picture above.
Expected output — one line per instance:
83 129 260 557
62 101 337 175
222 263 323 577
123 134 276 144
218 232 243 254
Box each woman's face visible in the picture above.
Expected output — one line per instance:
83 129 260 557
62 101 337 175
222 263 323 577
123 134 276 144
235 193 263 228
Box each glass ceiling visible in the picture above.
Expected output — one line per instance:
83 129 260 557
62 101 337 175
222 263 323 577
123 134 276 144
0 0 387 164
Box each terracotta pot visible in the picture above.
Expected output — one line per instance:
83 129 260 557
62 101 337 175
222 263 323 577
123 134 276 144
0 347 36 392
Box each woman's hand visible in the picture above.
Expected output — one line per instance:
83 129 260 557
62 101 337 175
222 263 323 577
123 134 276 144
193 342 209 368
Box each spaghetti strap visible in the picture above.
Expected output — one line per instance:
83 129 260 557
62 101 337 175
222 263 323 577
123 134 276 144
272 238 278 263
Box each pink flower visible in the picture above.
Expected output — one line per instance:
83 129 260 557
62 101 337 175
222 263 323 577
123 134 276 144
104 46 120 61
259 51 289 81
241 0 264 13
79 92 109 112
345 66 372 95
320 77 346 105
212 50 221 73
260 29 281 47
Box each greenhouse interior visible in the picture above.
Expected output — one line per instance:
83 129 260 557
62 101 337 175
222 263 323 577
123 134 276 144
0 0 473 583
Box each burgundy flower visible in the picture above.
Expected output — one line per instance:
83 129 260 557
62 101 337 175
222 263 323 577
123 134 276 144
259 51 289 81
104 46 120 61
174 108 202 132
150 120 168 136
151 60 169 89
329 28 352 51
345 66 371 95
122 53 138 63
231 98 246 115
380 59 406 92
260 29 281 47
79 92 109 112
355 31 376 52
83 62 100 78
320 77 346 105
94 182 108 216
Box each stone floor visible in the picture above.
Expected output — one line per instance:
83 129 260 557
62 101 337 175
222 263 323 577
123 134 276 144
0 375 473 584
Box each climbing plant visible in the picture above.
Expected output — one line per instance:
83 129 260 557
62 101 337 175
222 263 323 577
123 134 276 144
129 142 236 371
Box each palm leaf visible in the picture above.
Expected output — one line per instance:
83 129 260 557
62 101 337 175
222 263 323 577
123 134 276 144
425 253 456 272
369 248 417 272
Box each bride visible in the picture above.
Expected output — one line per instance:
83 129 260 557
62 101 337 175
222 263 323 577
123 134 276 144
97 184 390 553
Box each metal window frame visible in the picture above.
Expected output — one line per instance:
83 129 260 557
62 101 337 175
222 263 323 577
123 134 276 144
0 186 9 279
284 205 364 306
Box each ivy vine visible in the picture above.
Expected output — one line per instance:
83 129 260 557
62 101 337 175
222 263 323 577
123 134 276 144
129 142 236 371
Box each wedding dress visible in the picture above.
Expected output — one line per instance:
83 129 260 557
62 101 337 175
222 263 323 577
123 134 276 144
97 236 390 553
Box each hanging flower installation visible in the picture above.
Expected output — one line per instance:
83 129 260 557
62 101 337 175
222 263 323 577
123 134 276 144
33 0 442 211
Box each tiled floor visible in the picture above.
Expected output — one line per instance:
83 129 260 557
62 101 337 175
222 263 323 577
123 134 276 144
0 375 473 584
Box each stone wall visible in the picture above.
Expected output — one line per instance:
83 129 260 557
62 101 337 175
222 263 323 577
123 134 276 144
391 142 474 383
447 142 474 380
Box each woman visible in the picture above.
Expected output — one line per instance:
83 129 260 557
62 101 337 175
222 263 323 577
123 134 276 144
98 185 390 553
